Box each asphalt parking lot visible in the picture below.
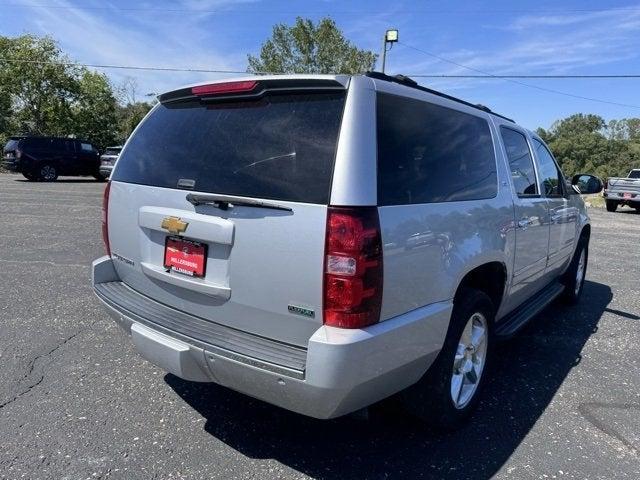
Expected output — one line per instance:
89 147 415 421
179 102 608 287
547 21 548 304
1 173 639 480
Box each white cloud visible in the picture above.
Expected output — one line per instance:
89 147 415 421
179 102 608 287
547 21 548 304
19 0 255 98
389 4 640 93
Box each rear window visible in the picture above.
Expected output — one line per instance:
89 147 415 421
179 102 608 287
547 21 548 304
377 93 497 205
112 92 346 204
104 148 121 156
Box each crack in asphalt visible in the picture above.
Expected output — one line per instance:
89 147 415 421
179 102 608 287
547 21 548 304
578 402 640 455
0 324 94 411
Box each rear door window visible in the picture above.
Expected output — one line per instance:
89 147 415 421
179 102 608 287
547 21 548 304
500 127 538 196
52 139 67 152
112 92 346 204
376 93 497 205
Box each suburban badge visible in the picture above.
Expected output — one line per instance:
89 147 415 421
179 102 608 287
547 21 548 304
288 304 315 318
161 216 189 235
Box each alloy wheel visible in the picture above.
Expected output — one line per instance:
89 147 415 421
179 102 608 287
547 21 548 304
451 312 488 409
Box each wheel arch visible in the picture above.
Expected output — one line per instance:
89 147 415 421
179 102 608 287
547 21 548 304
453 261 507 315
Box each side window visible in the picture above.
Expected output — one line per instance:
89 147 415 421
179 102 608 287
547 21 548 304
500 127 538 196
533 139 563 197
28 138 51 150
51 139 66 152
80 142 93 152
377 93 497 205
65 140 76 153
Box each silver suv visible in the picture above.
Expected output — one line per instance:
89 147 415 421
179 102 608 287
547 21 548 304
92 73 602 429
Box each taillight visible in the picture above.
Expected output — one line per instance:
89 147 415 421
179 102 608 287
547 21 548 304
102 181 111 256
192 81 258 96
323 207 383 328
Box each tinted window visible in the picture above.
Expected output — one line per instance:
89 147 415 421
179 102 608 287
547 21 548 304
377 94 497 205
26 138 52 149
629 170 640 179
500 127 538 196
3 139 20 151
533 138 563 197
113 92 346 204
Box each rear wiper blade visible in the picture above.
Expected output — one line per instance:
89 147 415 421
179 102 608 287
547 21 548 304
186 193 293 212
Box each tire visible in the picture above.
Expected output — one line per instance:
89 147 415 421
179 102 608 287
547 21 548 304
22 172 35 181
93 173 107 182
37 164 58 182
561 237 588 305
400 288 494 430
605 200 618 212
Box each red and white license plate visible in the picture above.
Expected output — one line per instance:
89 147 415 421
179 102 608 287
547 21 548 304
164 236 207 277
624 192 632 199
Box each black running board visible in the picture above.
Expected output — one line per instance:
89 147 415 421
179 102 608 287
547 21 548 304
495 281 565 338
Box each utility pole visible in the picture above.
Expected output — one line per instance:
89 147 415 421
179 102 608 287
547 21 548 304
381 29 398 73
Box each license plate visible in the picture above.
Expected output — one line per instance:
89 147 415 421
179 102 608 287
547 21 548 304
164 237 207 277
624 192 632 199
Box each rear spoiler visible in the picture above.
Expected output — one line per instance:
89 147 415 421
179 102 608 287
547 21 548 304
158 78 347 105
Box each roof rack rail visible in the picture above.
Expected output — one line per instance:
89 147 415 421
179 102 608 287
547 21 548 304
364 71 515 123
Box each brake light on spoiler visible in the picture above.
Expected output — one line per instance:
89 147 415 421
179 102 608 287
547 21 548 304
192 81 258 96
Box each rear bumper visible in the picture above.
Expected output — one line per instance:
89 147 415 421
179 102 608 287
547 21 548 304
92 256 451 419
604 190 640 203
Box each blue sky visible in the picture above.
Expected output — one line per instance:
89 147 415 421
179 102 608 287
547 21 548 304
2 0 640 129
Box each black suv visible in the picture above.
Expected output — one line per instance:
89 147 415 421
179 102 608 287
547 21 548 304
2 136 104 181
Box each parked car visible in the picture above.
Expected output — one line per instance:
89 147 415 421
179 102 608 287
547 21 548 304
2 136 103 181
99 146 123 179
92 73 602 429
603 169 640 212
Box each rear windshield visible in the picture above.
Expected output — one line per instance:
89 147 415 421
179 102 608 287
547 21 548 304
112 92 346 204
4 139 20 151
104 148 121 156
629 170 640 179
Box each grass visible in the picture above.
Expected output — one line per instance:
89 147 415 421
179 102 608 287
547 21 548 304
582 194 605 208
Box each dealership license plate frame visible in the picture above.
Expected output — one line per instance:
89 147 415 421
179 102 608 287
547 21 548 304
163 236 208 278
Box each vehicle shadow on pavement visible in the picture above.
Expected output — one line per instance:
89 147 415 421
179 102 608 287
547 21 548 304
14 178 102 183
166 280 612 480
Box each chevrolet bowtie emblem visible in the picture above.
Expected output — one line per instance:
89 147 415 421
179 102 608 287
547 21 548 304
161 216 189 235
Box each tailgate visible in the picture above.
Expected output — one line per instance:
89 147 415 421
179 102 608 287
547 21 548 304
107 81 347 347
608 177 640 194
108 183 327 346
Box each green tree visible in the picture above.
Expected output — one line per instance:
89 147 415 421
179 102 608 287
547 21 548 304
538 113 640 179
114 77 154 143
0 35 78 138
72 70 119 148
248 17 377 74
116 101 153 143
0 34 123 149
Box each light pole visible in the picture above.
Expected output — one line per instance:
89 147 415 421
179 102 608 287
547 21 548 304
381 29 398 74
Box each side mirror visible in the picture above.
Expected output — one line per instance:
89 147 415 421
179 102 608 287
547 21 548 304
571 174 603 194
